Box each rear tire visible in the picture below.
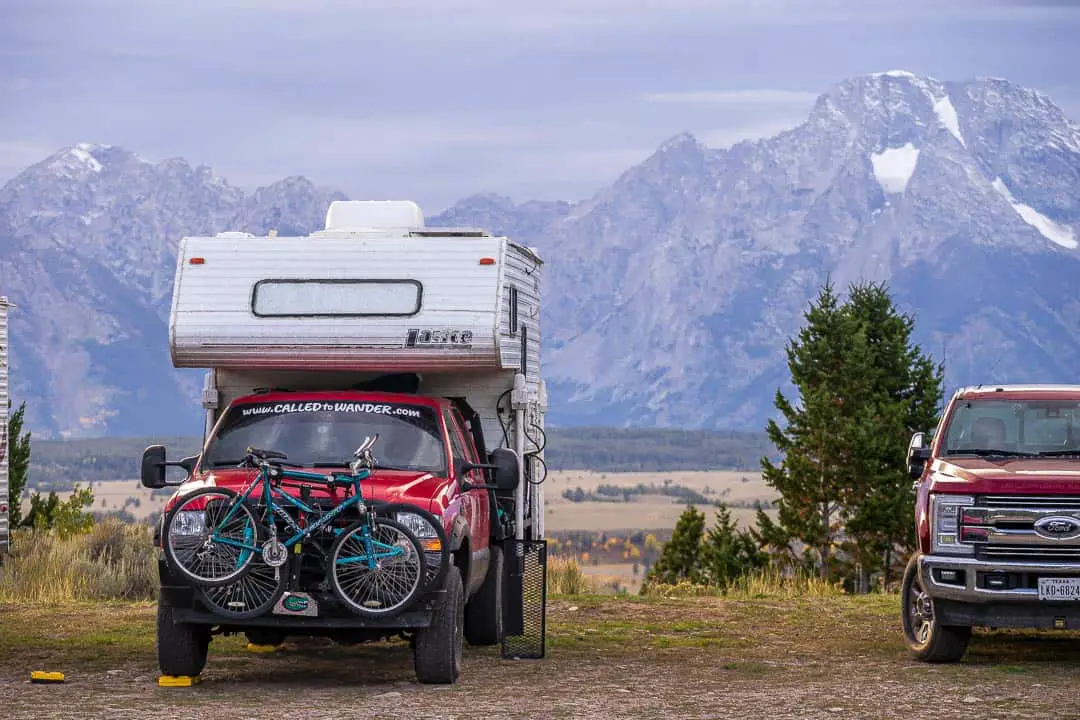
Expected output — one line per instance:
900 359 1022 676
156 599 210 677
464 544 504 646
414 566 464 684
901 554 971 663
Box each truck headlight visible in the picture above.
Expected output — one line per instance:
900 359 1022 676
171 510 207 536
930 494 974 556
395 511 442 552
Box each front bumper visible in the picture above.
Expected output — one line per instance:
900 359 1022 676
919 554 1080 603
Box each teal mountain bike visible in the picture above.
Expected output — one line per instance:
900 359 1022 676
161 435 427 619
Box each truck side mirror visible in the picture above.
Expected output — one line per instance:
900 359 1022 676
141 445 167 488
487 448 520 492
141 445 197 489
907 432 932 479
455 450 520 493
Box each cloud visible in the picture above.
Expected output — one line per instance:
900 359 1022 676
643 89 820 105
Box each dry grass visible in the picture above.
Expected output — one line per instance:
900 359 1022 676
0 519 157 603
641 567 847 600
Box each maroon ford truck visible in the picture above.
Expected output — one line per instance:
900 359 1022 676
902 384 1080 661
142 388 522 684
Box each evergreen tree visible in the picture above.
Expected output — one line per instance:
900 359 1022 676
642 505 706 588
702 503 767 587
839 281 943 589
760 279 866 579
6 400 30 525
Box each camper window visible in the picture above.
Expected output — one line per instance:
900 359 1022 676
251 279 422 317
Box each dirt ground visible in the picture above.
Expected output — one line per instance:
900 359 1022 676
2 594 1080 719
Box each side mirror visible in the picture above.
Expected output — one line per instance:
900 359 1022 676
140 445 197 489
907 432 932 480
455 450 521 493
141 445 167 489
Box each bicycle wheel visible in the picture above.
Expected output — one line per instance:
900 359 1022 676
196 552 289 621
329 517 426 617
369 501 450 596
162 486 266 587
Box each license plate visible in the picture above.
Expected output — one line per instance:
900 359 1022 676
1037 577 1080 601
272 592 318 617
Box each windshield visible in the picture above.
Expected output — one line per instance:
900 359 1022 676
201 399 447 473
942 398 1080 456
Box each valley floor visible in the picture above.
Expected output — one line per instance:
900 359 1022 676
1 594 1079 719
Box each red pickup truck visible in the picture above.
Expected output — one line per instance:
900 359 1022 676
143 387 521 684
902 384 1080 661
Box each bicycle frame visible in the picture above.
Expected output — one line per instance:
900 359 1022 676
207 462 404 569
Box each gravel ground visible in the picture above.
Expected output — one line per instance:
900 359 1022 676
2 596 1079 719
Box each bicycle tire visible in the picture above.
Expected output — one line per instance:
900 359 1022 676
196 554 290 621
369 501 450 596
162 486 267 588
328 517 426 618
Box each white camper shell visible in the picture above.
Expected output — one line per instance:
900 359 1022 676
0 296 11 554
168 201 547 539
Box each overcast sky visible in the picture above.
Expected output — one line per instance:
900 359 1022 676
3 0 1079 212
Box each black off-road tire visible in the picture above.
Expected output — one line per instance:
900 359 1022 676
413 566 464 684
900 554 971 663
156 599 211 677
464 544 504 646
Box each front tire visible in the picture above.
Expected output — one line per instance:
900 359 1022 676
156 599 211 677
901 554 971 663
464 543 504 646
413 566 464 684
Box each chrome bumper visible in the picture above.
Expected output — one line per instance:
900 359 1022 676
919 554 1080 602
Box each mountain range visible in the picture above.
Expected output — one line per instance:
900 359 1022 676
2 70 1079 439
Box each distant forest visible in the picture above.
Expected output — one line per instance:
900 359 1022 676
24 427 778 490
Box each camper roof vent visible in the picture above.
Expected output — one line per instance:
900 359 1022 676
324 200 425 232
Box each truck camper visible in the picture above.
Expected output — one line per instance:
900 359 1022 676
142 200 549 684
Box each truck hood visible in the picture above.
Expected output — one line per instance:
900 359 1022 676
928 456 1080 495
168 468 451 516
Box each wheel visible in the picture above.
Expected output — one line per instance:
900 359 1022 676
464 543 503 646
162 487 266 588
328 517 426 617
369 501 450 595
156 598 210 677
196 553 289 620
901 554 971 662
414 566 464 684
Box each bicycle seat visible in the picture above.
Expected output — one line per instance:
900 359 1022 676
245 446 288 461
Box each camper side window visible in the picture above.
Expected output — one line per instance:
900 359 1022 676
508 286 519 337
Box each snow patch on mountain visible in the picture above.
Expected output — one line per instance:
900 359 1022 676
991 177 1078 249
871 143 920 193
932 94 966 147
70 144 103 172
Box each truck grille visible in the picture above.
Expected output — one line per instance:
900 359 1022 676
966 494 1080 564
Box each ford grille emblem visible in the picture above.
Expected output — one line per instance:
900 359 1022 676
1033 516 1080 541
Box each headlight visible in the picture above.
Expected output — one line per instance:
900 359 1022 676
930 494 974 556
171 510 207 536
396 511 437 539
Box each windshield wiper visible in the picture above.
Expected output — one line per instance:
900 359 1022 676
1036 449 1080 457
945 448 1039 458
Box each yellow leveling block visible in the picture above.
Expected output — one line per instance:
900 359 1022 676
30 671 65 684
247 642 284 653
158 675 201 687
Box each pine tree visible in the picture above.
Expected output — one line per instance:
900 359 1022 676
6 400 30 525
839 281 943 589
702 503 767 587
760 279 866 579
642 505 706 588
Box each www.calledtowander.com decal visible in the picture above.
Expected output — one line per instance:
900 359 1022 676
239 401 425 419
